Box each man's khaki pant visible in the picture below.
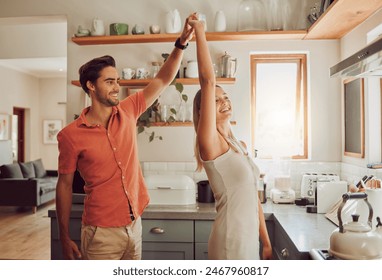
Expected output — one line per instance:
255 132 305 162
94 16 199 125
81 217 142 260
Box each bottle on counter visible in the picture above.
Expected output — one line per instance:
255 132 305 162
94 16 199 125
258 173 267 203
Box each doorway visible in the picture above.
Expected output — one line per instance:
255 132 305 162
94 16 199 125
12 107 25 162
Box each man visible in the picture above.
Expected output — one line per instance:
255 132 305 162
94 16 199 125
56 17 194 260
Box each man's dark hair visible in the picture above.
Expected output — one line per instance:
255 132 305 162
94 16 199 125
79 55 116 94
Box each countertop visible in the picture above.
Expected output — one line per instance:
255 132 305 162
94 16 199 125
48 200 337 254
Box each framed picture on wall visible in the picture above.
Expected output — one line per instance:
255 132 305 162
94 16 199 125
43 120 62 144
0 114 10 141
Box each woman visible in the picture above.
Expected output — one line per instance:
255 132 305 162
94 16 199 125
189 14 272 260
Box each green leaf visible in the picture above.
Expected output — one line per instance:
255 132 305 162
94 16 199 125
161 53 170 62
175 82 184 93
149 132 155 142
170 108 177 115
182 94 188 103
168 116 176 122
159 136 163 140
137 126 144 134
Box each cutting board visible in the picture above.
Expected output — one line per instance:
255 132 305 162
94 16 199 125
317 181 348 214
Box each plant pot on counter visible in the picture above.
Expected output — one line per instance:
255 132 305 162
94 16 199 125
197 180 215 203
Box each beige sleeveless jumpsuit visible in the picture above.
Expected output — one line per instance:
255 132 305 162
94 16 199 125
203 138 260 259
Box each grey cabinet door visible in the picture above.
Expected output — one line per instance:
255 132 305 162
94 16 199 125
195 220 213 260
195 243 208 260
142 242 194 260
273 220 303 260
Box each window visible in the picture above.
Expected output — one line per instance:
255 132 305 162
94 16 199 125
250 54 308 159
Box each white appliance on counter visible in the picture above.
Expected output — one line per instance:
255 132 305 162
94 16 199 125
270 176 295 204
300 173 340 202
144 174 196 205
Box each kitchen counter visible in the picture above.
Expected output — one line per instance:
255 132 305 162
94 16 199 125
262 203 337 255
48 200 337 257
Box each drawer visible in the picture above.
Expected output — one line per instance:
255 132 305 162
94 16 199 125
195 220 213 243
142 242 194 260
142 219 194 242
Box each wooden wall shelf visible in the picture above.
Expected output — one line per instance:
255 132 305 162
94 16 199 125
72 31 307 45
71 78 235 88
305 0 382 39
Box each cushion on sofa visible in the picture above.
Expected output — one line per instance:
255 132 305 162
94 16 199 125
32 159 47 178
19 162 36 178
0 163 24 178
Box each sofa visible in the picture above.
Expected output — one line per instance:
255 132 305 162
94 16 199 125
0 159 58 213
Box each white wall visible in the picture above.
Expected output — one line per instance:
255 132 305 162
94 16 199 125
0 65 40 164
39 78 67 169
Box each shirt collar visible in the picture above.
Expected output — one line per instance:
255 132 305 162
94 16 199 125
75 105 119 127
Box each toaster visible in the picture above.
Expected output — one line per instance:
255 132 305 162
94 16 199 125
300 173 340 202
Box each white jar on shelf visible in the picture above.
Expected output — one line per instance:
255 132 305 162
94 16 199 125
214 10 226 32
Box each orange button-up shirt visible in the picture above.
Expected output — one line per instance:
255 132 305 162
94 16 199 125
57 91 149 227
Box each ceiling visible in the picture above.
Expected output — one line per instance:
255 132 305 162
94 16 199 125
0 15 67 78
0 57 67 78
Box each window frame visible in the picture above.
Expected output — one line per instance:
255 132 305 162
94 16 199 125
250 53 308 159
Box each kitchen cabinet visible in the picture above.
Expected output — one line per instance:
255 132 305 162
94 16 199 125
48 202 337 260
142 219 194 260
70 0 382 45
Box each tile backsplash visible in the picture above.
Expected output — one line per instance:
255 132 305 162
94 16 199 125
141 161 382 198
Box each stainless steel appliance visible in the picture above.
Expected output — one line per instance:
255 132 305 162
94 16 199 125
330 35 382 77
300 173 340 202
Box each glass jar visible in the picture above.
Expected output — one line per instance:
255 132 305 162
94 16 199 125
150 62 161 78
237 0 267 31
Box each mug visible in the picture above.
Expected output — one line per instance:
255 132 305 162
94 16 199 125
110 23 129 35
136 67 149 79
122 68 136 79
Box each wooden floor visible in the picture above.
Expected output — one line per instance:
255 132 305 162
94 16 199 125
0 201 55 260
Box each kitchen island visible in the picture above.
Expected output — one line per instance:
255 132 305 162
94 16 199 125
48 201 338 260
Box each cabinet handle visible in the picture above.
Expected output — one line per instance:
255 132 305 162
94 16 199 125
150 227 165 234
281 248 289 259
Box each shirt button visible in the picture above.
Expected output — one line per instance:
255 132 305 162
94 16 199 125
118 162 121 165
113 147 116 151
122 176 125 179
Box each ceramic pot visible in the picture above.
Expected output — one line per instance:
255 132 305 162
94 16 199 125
110 23 128 35
91 18 105 36
214 10 226 32
165 9 181 33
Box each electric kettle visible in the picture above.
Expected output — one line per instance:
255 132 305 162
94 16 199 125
220 52 238 78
